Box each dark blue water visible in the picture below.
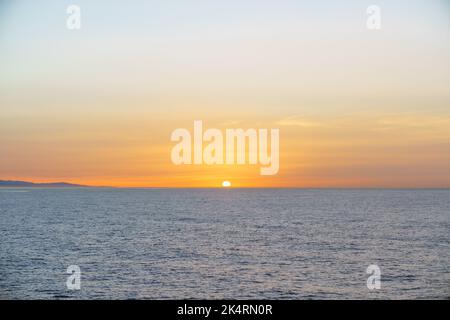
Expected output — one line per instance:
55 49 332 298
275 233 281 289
0 188 449 299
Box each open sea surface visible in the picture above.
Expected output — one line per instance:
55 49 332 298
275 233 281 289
0 188 449 299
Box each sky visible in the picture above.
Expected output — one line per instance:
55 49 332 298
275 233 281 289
1 0 449 187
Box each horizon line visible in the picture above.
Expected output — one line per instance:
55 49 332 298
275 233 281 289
1 179 450 189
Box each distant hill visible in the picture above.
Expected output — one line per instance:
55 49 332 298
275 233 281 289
0 180 89 188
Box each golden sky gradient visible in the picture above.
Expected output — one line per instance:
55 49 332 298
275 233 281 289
1 1 449 187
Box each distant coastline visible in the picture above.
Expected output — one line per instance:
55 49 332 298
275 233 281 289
1 180 449 189
0 180 90 188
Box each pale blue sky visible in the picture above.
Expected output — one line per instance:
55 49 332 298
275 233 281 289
1 0 448 117
1 0 449 125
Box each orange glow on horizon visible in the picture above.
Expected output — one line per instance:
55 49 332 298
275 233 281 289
2 112 450 188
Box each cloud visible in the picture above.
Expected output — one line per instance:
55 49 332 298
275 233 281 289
275 116 326 128
375 115 450 130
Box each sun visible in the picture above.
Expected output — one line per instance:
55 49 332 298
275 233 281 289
222 181 231 188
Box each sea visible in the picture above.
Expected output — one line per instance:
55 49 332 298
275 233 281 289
0 188 449 299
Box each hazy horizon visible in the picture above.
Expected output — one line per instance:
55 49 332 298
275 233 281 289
1 178 450 189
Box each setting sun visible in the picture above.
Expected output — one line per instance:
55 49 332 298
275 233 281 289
222 181 231 188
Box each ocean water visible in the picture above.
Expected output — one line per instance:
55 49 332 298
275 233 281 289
0 188 449 300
